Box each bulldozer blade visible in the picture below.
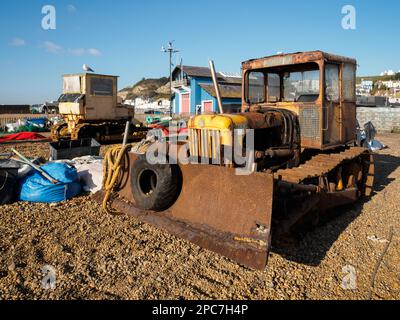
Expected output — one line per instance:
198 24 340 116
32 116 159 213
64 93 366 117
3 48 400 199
100 154 275 270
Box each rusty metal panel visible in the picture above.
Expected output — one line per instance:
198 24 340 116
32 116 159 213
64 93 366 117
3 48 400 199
261 55 294 68
341 101 357 143
170 164 274 238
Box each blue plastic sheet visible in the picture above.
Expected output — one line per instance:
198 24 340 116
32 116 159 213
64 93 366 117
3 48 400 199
19 162 82 203
26 118 47 127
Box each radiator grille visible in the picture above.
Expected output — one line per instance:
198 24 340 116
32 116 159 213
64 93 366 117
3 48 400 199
299 106 320 140
189 128 222 164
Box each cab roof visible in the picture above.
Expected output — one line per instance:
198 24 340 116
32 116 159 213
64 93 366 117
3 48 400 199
242 51 357 69
62 73 119 78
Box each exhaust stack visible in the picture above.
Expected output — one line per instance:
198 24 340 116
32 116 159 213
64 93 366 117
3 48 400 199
209 60 224 114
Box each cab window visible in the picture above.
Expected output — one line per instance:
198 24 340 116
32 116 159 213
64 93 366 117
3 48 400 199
267 74 280 102
246 63 320 104
283 69 319 102
325 64 340 102
90 77 113 96
342 64 356 102
247 72 265 104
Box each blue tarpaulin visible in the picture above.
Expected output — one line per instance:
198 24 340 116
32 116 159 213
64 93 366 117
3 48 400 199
19 162 82 203
26 118 47 127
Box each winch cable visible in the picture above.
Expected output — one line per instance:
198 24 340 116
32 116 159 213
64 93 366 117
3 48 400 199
102 144 132 215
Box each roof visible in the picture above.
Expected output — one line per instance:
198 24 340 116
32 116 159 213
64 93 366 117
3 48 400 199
0 105 30 114
63 73 119 78
221 76 242 85
199 83 242 99
173 65 223 79
173 65 242 84
0 104 30 108
242 51 357 69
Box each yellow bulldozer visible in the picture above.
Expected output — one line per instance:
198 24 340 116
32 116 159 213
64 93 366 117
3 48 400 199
51 73 147 142
99 51 374 270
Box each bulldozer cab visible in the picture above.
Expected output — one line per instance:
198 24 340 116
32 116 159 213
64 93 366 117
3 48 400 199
53 73 138 141
241 51 357 150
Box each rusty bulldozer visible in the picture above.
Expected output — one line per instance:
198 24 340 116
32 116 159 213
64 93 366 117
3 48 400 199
99 51 374 270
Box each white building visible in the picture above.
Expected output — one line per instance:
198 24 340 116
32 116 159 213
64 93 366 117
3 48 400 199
357 80 374 95
361 80 373 90
381 80 400 89
127 97 171 112
123 99 135 106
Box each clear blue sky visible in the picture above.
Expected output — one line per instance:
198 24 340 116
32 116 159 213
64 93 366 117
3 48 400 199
0 0 399 104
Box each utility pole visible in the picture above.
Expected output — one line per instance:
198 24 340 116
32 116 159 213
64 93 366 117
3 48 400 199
162 41 179 117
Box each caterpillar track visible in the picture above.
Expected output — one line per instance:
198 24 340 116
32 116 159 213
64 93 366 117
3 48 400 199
277 147 374 195
272 147 375 238
51 121 148 142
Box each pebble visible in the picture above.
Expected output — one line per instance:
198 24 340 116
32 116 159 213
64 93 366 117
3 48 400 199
0 136 399 299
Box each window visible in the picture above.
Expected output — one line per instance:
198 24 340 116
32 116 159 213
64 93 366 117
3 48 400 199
223 104 242 113
342 64 356 101
90 77 113 96
247 72 265 103
267 74 280 102
63 76 81 93
283 69 319 102
325 64 339 102
246 64 320 104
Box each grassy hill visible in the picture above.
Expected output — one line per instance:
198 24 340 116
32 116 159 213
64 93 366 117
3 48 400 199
119 77 170 101
356 73 400 84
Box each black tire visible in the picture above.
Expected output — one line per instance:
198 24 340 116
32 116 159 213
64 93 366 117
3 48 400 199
0 170 17 205
130 156 180 211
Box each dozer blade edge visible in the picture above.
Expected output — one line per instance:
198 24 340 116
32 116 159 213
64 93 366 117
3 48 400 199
95 152 274 271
